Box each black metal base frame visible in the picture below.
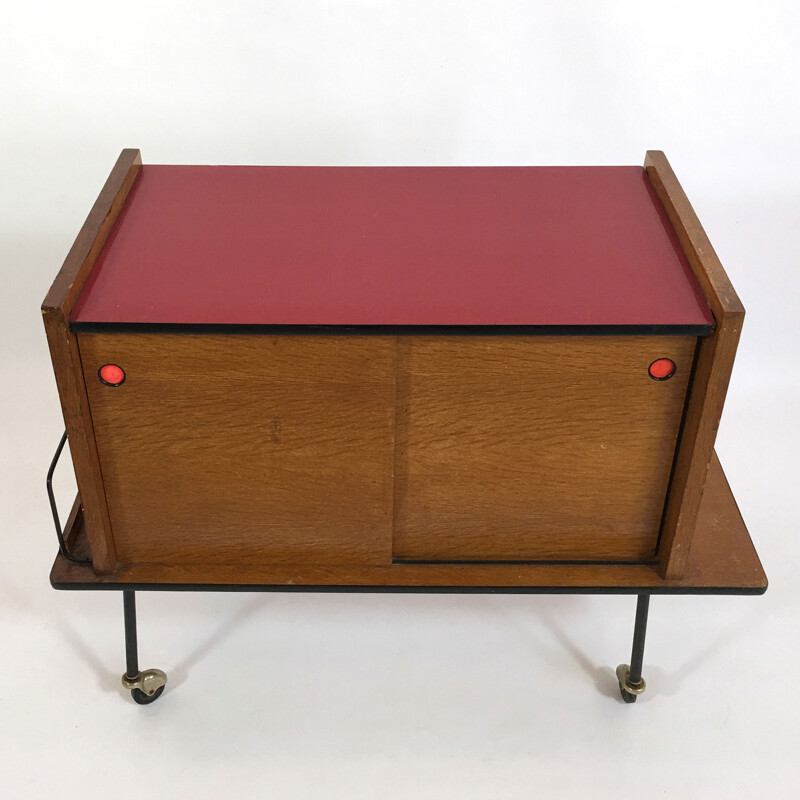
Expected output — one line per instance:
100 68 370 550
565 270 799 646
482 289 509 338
118 588 651 706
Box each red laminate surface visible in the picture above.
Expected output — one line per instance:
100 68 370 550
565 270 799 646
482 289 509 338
72 165 713 328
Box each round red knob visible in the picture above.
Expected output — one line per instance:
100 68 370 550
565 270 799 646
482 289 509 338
99 364 125 386
648 358 676 381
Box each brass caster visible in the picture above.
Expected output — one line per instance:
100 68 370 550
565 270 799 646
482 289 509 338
616 664 646 704
122 668 167 705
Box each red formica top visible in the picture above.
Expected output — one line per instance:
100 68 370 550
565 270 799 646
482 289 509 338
71 165 713 331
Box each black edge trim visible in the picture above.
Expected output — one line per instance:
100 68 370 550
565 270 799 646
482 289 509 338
70 322 714 337
50 577 768 596
392 558 660 567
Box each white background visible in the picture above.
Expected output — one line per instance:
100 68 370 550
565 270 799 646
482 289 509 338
1 1 799 797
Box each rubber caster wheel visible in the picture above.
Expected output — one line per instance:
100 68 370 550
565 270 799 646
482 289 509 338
131 685 165 705
122 668 167 704
620 688 638 704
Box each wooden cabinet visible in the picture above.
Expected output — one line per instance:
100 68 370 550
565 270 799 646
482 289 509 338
44 150 764 596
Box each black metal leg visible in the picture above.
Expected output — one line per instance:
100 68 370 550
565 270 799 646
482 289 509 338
616 593 650 703
628 594 649 685
123 590 139 679
120 590 167 705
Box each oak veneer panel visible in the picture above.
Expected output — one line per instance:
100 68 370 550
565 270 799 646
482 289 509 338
393 336 697 562
50 453 767 593
645 151 745 579
78 333 396 566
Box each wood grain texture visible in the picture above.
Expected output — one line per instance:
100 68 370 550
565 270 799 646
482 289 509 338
393 336 696 561
41 148 142 573
50 453 767 593
645 151 745 579
78 333 397 566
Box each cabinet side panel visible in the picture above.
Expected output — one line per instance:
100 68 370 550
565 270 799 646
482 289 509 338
645 151 744 579
41 149 142 573
79 333 396 566
43 315 117 572
393 335 696 562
